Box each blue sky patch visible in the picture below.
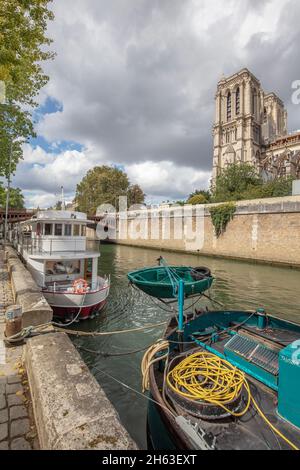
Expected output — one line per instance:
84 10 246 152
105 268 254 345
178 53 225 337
33 96 63 122
29 135 84 154
30 96 84 154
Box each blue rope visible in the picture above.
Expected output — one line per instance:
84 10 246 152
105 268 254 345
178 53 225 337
159 257 181 297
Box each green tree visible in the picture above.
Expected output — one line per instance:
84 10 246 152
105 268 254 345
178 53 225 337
187 194 208 205
212 163 262 202
173 200 185 206
0 0 55 176
76 166 145 214
188 189 211 203
241 177 293 199
127 184 145 207
212 163 294 202
0 183 24 208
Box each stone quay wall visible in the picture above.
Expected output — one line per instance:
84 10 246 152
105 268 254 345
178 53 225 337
112 196 300 268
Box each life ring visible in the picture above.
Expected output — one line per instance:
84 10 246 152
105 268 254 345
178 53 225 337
73 278 88 294
191 266 211 281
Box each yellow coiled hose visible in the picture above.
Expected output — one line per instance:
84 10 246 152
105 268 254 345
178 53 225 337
167 351 250 417
165 350 299 450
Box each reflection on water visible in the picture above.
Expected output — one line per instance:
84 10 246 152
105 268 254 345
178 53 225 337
74 243 300 449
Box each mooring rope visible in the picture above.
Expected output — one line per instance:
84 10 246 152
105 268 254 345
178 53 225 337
3 319 168 343
53 321 168 337
76 342 160 358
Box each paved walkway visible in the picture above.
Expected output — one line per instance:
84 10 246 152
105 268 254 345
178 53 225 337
0 246 38 450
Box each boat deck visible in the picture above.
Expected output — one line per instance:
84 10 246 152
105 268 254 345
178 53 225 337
153 312 300 450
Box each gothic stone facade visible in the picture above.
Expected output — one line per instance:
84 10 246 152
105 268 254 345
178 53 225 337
212 68 300 183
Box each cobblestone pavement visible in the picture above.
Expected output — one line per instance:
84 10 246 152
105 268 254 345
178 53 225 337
0 246 38 450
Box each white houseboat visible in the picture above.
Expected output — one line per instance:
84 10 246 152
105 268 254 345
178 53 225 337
15 210 110 321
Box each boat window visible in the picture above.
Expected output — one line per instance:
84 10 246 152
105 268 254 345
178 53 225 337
81 225 86 236
64 224 72 236
44 224 52 236
73 224 80 236
54 224 63 236
46 260 80 275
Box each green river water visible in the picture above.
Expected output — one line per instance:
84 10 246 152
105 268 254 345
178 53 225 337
74 243 300 449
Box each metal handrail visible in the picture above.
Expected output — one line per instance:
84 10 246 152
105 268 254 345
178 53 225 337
44 276 108 293
20 236 88 255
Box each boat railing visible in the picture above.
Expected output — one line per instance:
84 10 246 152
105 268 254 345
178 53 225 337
20 235 87 255
44 276 108 293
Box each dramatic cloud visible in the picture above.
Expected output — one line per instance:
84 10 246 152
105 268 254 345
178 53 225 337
17 144 210 206
125 161 211 201
12 0 300 207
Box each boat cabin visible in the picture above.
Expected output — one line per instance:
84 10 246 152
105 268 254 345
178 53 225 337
16 210 100 290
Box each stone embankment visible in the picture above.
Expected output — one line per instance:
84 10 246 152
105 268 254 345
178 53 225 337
26 332 137 450
1 245 137 450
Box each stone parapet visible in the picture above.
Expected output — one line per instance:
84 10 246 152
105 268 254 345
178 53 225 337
25 332 137 450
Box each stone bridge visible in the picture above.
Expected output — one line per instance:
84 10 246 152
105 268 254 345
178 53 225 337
0 210 103 225
0 210 35 224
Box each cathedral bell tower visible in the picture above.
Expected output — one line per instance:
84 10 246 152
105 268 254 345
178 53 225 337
212 68 264 184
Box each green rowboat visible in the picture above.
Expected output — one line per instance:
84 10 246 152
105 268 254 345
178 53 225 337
127 266 213 299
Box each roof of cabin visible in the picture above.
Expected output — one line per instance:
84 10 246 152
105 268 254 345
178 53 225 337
21 210 94 225
35 210 87 220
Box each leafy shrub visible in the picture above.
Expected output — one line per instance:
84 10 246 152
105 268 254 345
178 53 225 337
209 203 236 237
187 194 208 205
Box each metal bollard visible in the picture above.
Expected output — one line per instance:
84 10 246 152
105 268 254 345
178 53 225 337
5 304 23 340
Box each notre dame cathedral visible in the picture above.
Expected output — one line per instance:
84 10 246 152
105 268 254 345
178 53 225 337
212 68 300 184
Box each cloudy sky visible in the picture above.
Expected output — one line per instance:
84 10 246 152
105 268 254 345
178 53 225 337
12 0 300 208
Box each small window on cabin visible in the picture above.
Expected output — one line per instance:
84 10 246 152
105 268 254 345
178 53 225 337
54 224 63 236
81 225 86 236
64 224 72 236
73 224 80 236
44 224 52 236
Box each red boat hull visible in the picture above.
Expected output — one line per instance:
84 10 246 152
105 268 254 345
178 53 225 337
52 299 107 321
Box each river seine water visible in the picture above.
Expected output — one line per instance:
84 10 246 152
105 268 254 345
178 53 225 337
74 243 300 449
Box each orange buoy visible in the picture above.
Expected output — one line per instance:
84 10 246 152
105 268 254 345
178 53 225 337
73 278 88 294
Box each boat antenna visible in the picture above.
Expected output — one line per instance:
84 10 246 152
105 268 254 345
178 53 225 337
61 186 65 211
